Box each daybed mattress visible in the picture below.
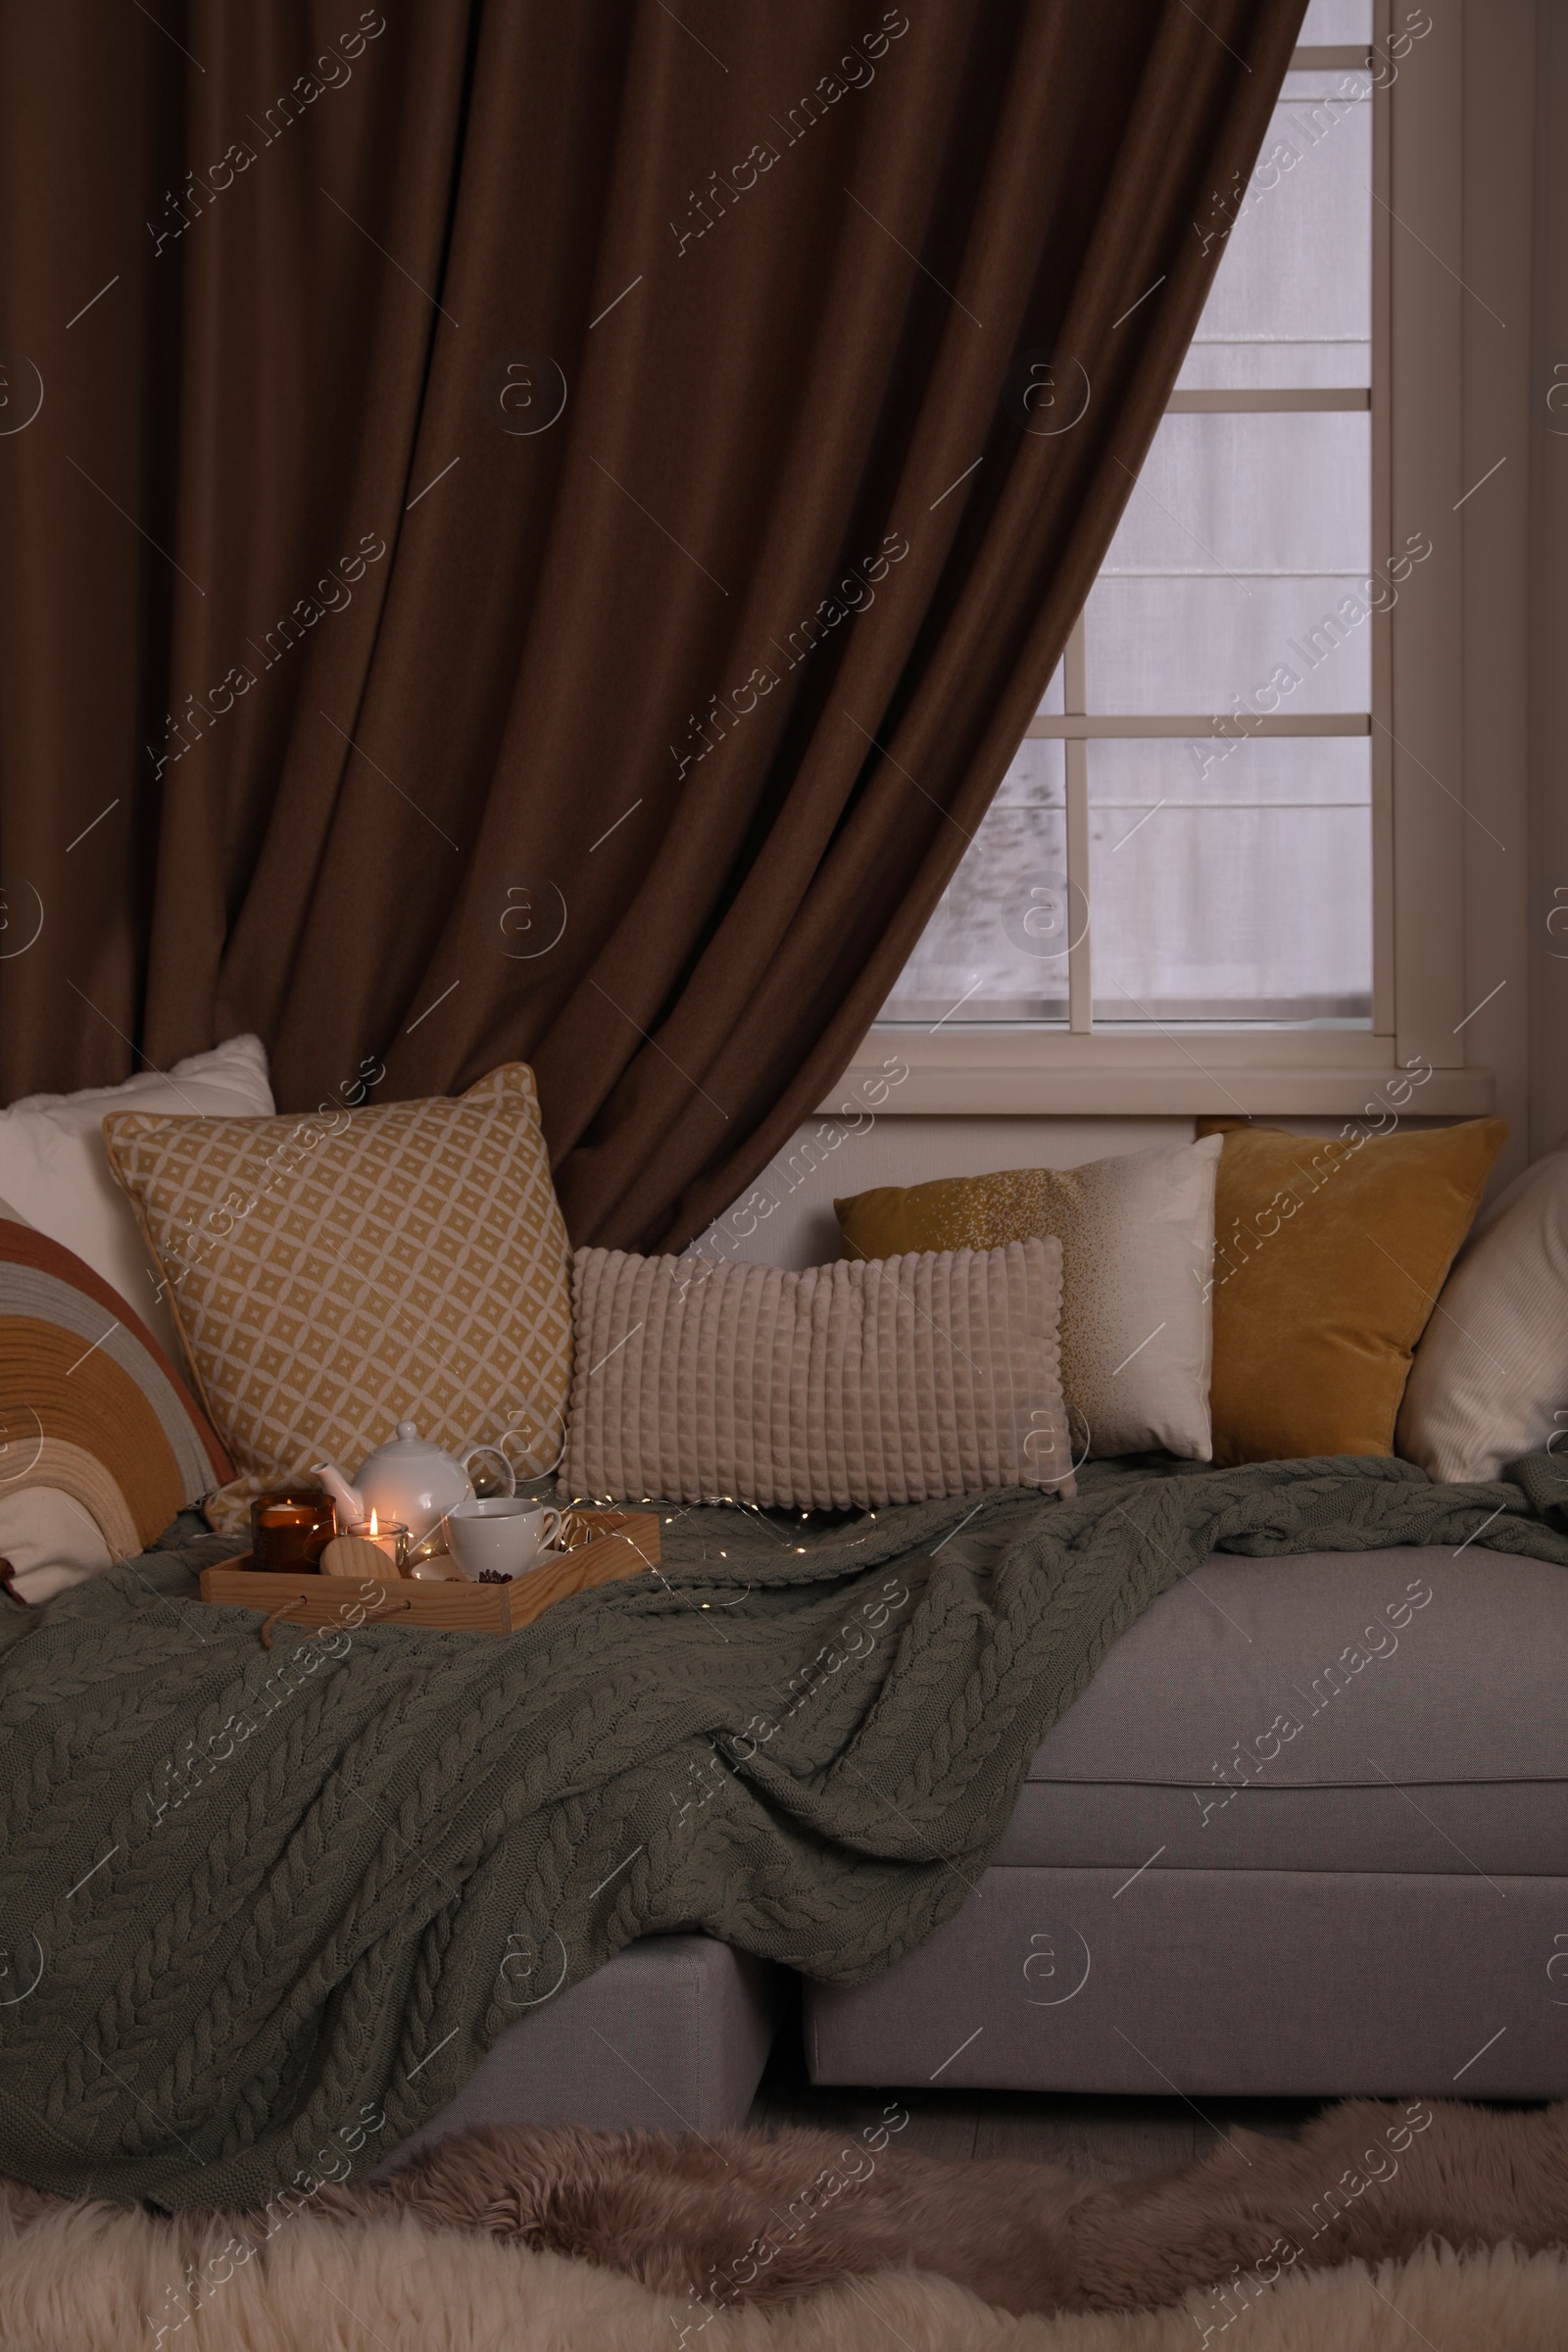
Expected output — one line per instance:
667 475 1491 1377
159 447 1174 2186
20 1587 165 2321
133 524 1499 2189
806 1542 1568 2097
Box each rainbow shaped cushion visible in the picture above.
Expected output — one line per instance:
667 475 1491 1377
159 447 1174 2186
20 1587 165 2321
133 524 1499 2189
0 1219 231 1559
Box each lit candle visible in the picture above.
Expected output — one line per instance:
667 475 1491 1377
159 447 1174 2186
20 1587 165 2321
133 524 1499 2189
250 1487 334 1572
348 1508 409 1573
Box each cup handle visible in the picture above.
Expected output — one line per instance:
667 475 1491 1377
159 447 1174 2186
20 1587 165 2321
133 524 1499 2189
465 1446 515 1498
538 1506 564 1553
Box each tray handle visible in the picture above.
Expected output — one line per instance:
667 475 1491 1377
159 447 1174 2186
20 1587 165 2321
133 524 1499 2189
258 1591 414 1647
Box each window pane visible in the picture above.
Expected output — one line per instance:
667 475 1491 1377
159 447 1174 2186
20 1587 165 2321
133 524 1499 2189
991 737 1066 808
1176 343 1368 393
881 746 1067 1023
1087 736 1372 1024
1085 410 1371 712
1093 730 1370 808
1297 0 1371 36
1086 577 1372 714
1098 412 1368 572
1179 75 1370 389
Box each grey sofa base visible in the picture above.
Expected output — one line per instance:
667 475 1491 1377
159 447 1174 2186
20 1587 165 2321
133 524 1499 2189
806 1866 1568 2099
373 1936 784 2175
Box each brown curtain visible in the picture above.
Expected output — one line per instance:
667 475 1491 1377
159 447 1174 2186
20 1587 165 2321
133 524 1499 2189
0 0 1303 1250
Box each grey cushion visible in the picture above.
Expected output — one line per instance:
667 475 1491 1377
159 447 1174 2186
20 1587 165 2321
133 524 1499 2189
372 1936 783 2172
996 1545 1568 1874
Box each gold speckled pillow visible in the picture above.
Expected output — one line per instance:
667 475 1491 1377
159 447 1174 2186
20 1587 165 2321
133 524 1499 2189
102 1062 572 1490
836 1137 1221 1460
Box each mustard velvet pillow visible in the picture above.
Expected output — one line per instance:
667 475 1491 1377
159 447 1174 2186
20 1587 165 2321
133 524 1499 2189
1197 1115 1507 1464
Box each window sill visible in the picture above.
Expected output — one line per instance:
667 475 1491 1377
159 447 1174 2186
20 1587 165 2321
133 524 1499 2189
822 1030 1494 1119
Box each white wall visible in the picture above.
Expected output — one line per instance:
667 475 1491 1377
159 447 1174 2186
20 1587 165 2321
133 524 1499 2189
693 1110 1463 1268
693 1117 1188 1267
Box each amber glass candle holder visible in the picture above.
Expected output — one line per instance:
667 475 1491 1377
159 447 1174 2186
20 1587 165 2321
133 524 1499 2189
250 1488 335 1573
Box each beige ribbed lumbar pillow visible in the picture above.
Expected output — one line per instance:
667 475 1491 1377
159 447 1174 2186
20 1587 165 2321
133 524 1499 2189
563 1239 1073 1509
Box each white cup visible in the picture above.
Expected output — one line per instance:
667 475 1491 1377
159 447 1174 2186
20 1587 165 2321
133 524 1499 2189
443 1497 564 1581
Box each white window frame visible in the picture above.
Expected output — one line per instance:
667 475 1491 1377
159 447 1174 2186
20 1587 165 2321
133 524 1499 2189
828 2 1489 1119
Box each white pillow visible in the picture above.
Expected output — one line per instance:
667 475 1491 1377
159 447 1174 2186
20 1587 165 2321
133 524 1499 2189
1397 1145 1568 1482
1054 1134 1220 1459
0 1486 114 1604
0 1036 273 1365
836 1135 1221 1461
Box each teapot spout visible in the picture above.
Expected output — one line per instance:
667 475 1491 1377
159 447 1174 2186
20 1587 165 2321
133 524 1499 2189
314 1462 366 1535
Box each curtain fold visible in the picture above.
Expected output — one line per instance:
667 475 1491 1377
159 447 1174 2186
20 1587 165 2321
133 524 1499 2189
0 0 1304 1249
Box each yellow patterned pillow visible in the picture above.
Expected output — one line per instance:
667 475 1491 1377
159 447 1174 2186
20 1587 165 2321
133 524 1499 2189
102 1063 572 1487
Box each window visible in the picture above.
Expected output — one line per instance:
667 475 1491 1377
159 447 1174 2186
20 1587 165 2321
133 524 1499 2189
848 0 1487 1117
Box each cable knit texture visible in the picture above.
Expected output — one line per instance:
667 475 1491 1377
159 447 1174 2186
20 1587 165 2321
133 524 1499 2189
564 1241 1072 1507
0 1455 1565 2213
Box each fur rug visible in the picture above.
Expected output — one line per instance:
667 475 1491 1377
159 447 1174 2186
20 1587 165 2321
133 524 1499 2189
0 2191 1566 2352
6 2095 1568 2347
349 2095 1568 2317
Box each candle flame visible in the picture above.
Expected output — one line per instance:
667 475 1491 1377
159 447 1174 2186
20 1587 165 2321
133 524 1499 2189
368 1507 378 1537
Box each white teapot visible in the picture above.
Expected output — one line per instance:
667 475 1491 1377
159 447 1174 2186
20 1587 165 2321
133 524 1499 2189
314 1421 514 1545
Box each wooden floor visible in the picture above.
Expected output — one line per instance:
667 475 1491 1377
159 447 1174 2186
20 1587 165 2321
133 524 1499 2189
747 1997 1319 2180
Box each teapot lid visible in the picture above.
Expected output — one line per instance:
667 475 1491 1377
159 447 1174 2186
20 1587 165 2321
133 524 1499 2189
368 1419 443 1458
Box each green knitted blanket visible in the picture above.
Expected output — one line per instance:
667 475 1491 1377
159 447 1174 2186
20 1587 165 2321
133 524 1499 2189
1 1452 1565 2211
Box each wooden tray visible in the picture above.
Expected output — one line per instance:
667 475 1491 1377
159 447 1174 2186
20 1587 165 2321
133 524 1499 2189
199 1509 660 1637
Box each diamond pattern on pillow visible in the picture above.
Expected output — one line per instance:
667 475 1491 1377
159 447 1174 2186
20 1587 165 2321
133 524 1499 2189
103 1063 572 1485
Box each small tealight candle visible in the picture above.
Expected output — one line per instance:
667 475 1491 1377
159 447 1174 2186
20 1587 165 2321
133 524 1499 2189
349 1509 409 1573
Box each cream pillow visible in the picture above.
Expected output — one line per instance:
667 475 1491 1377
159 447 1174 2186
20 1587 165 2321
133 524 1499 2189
0 1488 114 1605
102 1063 573 1488
0 1035 273 1362
1398 1145 1568 1482
836 1137 1220 1459
564 1239 1073 1509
